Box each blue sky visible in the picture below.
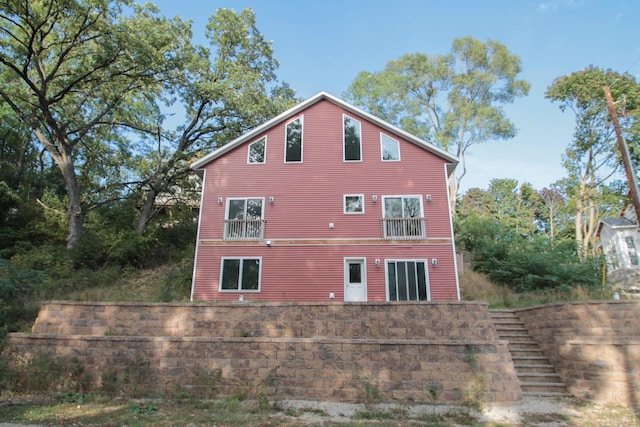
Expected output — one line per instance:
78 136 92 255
151 0 640 193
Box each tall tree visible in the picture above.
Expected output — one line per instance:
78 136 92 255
344 36 530 209
134 8 297 235
0 0 192 247
546 67 640 260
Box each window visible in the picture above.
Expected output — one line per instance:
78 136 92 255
387 260 429 301
225 198 264 240
248 137 266 164
285 116 303 162
382 196 425 238
381 133 400 161
344 194 364 214
220 258 261 291
626 236 639 266
343 114 362 161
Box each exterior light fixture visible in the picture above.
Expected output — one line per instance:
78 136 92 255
375 259 381 266
426 194 432 202
269 196 275 204
372 195 378 202
217 197 223 205
431 258 438 267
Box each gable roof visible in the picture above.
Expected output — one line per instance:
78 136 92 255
190 91 459 175
596 217 639 238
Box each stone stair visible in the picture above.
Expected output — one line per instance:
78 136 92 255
490 309 568 397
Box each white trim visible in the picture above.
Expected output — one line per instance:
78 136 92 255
343 194 365 214
190 91 458 170
343 114 363 162
380 133 401 162
190 170 207 302
247 136 267 164
384 259 430 302
284 115 304 163
344 257 367 302
225 197 266 220
445 163 461 301
381 195 424 218
219 256 263 292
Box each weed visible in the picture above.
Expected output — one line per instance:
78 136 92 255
58 391 86 405
353 409 393 420
463 343 480 371
129 401 158 415
193 368 222 399
121 357 151 397
354 370 382 406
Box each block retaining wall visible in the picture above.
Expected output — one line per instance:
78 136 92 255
516 301 640 407
7 301 522 404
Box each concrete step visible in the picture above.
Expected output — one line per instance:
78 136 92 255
518 373 564 383
507 341 540 350
514 364 557 374
520 382 568 394
510 348 544 357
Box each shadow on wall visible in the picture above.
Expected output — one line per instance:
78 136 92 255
517 301 640 410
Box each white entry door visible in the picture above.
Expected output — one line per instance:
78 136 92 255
344 258 367 302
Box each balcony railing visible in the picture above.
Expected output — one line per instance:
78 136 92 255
382 217 426 240
224 219 265 241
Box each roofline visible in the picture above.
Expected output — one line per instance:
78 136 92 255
190 91 459 172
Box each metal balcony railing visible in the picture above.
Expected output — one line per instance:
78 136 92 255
224 219 265 241
382 217 426 239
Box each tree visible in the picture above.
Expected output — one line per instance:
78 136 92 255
546 67 640 260
344 36 530 209
458 178 542 236
133 8 297 235
0 0 192 247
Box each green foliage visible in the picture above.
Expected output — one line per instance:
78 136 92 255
456 213 603 292
344 36 530 198
0 258 43 332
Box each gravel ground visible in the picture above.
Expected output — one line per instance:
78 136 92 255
282 395 640 426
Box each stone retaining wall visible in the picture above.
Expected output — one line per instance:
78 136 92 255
7 301 522 404
516 301 640 407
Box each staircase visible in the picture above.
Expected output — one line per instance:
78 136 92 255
490 309 568 396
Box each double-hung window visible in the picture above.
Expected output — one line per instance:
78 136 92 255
225 198 264 241
285 116 303 162
248 137 266 164
387 260 429 301
343 114 362 161
220 258 261 291
626 236 639 266
383 196 425 238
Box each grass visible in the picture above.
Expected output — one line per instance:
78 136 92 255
459 263 614 308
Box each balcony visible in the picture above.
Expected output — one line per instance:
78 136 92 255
224 219 265 241
382 217 426 240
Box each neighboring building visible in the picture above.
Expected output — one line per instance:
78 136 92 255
189 92 460 302
598 218 640 272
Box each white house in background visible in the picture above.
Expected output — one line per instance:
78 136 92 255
598 217 640 272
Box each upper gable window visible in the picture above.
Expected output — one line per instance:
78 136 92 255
343 114 362 162
248 137 266 164
285 116 303 162
381 133 400 161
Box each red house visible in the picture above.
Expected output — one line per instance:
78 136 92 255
190 92 460 302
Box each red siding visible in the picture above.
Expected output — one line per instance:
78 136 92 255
193 99 458 301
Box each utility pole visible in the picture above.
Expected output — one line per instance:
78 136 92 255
604 85 640 222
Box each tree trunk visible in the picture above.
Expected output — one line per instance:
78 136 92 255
137 185 161 235
59 150 84 249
